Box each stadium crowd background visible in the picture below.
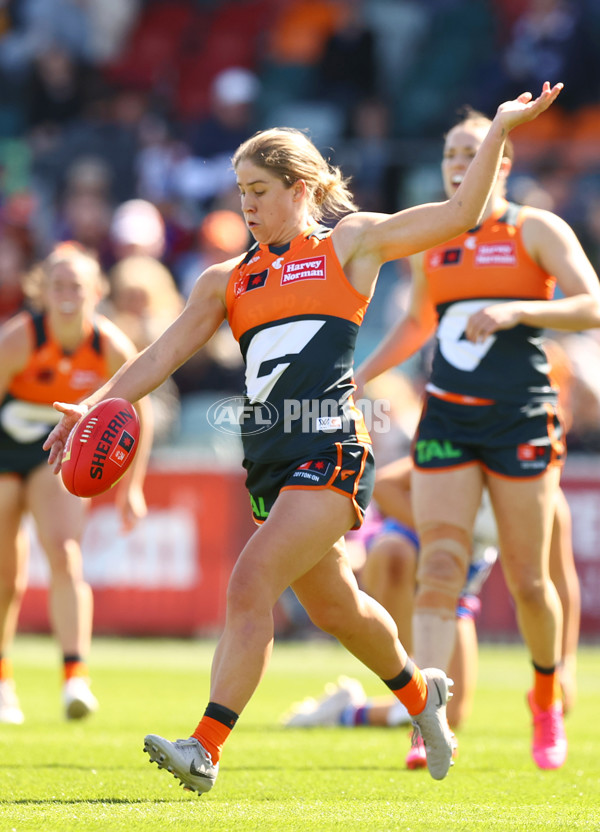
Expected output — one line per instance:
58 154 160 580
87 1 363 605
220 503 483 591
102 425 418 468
1 0 600 460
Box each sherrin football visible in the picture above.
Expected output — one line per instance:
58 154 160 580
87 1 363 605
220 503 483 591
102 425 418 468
61 398 140 497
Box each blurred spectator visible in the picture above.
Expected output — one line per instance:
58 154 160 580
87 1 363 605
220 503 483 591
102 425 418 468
172 321 246 399
109 198 165 262
136 114 186 204
188 67 260 159
267 0 342 67
104 253 183 442
576 194 600 271
56 193 112 266
170 213 248 397
0 0 92 77
85 0 142 63
26 46 90 135
259 0 343 118
0 234 27 322
106 253 183 349
175 208 249 297
316 0 377 111
392 0 496 138
479 0 600 112
338 97 396 212
173 68 260 208
31 84 146 218
1 190 37 262
63 155 112 204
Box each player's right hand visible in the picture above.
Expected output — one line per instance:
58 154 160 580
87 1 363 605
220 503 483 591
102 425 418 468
43 401 88 473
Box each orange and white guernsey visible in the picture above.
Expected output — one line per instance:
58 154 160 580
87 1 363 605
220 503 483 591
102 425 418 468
9 312 108 405
424 200 558 405
226 225 372 463
1 311 109 446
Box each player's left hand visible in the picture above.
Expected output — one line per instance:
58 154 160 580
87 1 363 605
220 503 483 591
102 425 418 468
495 81 563 133
114 482 148 533
465 302 523 342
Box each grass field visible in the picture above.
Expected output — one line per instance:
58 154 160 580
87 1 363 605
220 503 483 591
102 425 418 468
1 635 599 832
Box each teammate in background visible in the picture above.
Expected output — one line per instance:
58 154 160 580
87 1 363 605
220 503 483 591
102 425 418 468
372 454 580 720
281 460 499 739
281 459 579 758
44 84 562 791
0 244 152 723
354 105 600 771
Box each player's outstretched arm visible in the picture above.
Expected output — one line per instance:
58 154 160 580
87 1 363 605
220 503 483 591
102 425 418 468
340 82 564 272
44 263 229 472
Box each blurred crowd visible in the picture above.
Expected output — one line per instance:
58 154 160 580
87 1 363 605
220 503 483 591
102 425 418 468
0 0 600 454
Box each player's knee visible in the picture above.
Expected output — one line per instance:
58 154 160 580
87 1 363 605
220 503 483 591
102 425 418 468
305 599 347 637
506 572 547 608
226 570 264 616
415 523 470 613
45 540 82 581
0 570 26 604
367 537 416 586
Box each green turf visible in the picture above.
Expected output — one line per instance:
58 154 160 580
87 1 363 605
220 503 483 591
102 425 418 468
1 636 599 831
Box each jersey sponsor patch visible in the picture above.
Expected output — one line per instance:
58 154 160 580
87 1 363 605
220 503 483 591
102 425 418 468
316 416 342 431
290 458 332 484
475 241 517 266
516 443 545 462
430 248 463 268
281 256 326 284
234 269 268 297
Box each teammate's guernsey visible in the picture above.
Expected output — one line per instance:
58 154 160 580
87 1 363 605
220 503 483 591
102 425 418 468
424 200 557 405
225 225 372 462
1 311 109 446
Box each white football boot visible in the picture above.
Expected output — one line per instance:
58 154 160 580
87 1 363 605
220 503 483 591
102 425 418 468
63 677 99 719
144 735 218 794
0 679 24 724
410 668 456 780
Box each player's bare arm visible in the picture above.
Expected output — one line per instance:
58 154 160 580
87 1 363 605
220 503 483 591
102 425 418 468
354 253 437 390
0 313 32 399
465 210 600 341
335 83 564 297
44 263 230 466
97 316 154 530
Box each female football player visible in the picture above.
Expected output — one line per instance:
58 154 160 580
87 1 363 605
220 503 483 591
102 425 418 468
0 244 152 723
44 84 562 789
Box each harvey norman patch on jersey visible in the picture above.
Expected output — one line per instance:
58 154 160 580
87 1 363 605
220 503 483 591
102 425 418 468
281 256 326 284
475 241 517 266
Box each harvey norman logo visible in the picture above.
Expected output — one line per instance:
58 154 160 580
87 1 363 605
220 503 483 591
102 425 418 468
281 256 326 284
475 242 517 266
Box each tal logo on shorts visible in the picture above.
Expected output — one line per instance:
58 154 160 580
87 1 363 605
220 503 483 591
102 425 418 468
414 439 463 464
